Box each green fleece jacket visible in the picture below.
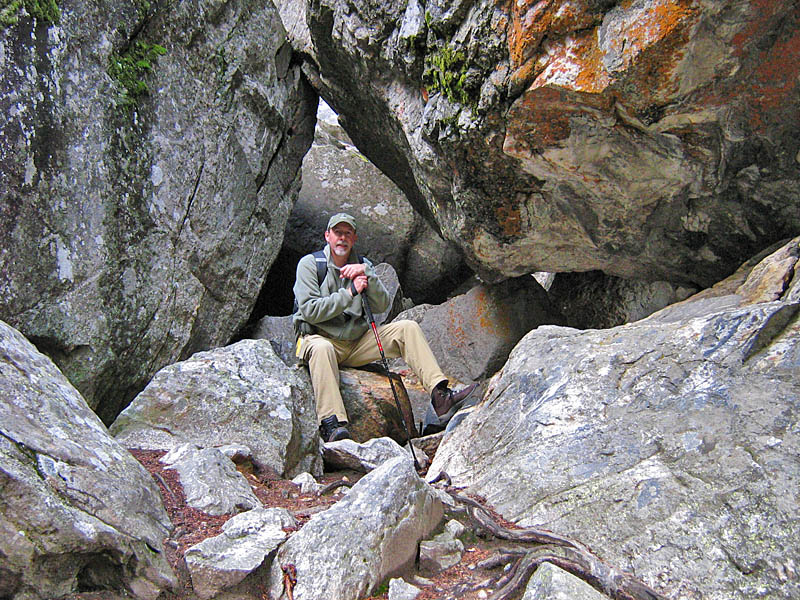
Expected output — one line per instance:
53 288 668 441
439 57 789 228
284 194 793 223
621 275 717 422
292 245 391 341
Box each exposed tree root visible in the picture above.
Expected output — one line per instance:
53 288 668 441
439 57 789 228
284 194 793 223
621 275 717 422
317 478 354 496
431 472 669 600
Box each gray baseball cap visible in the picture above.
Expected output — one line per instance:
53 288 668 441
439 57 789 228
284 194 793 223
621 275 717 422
327 212 357 231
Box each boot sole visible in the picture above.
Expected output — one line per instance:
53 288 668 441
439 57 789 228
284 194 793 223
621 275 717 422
326 427 351 443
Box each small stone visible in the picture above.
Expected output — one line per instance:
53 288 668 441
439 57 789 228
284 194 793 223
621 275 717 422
388 577 421 600
445 519 466 539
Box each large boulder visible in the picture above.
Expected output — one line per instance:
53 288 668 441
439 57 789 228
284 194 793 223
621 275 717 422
0 320 176 600
109 339 322 478
280 0 800 287
184 508 296 600
337 367 422 443
428 238 800 599
268 456 445 600
394 275 562 384
0 0 316 423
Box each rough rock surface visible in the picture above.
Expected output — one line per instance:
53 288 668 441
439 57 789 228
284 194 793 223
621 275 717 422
109 339 321 478
394 276 562 383
282 0 800 287
429 238 800 599
267 456 445 600
418 527 465 574
337 366 421 443
184 508 295 600
161 445 261 516
322 436 412 472
0 319 176 600
0 0 316 423
388 577 422 600
522 562 609 600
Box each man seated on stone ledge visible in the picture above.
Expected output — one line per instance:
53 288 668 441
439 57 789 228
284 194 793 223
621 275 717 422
292 212 478 443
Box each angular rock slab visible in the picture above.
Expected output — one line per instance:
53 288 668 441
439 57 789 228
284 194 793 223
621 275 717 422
185 508 296 600
0 0 316 423
268 456 445 600
162 446 261 516
0 320 176 600
388 577 422 600
322 436 413 473
110 339 321 478
394 276 561 383
418 529 464 574
285 0 800 287
429 240 800 599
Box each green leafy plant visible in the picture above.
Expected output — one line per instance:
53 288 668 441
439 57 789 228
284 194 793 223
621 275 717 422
373 580 390 596
423 44 472 106
2 0 60 26
107 40 167 108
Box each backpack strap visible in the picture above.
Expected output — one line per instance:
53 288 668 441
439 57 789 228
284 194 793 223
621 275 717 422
312 249 327 287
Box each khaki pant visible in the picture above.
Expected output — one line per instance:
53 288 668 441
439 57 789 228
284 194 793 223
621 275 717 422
298 320 447 424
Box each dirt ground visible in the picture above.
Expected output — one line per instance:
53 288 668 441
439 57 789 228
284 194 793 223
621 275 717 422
126 449 508 600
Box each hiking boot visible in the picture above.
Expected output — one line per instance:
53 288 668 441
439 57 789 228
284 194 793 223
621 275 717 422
319 415 351 443
431 382 479 423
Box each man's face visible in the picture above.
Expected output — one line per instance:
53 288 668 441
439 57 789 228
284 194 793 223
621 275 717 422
325 223 357 258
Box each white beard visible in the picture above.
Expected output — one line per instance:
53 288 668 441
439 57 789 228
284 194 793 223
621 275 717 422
332 245 349 257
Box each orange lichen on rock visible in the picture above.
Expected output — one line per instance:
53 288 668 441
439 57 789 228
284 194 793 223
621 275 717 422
506 0 554 68
495 203 523 238
446 304 471 350
506 0 601 90
521 0 696 100
603 0 698 73
475 288 515 340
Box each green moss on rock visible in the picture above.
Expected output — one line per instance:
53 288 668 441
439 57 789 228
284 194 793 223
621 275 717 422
2 0 60 26
423 44 473 107
107 40 167 108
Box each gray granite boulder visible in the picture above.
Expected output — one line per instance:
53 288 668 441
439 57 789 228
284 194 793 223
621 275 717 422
268 456 445 600
0 320 176 600
162 445 261 516
322 436 413 473
110 339 321 478
429 238 800 599
522 563 610 600
0 0 316 423
184 508 295 600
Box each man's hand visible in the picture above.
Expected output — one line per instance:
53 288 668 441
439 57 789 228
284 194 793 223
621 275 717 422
339 263 366 280
341 263 368 296
350 274 368 295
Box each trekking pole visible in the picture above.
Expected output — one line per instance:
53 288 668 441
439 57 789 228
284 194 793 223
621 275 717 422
361 294 421 471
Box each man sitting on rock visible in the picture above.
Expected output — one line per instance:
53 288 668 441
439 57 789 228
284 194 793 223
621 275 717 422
293 212 478 443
